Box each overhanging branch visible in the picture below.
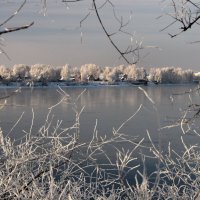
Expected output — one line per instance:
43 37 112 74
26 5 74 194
162 0 200 38
92 0 140 65
0 22 34 36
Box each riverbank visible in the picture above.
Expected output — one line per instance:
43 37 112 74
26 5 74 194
0 79 199 88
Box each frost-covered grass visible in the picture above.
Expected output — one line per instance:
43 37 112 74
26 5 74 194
0 64 196 85
0 86 200 199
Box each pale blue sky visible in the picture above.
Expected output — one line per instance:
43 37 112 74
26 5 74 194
0 0 199 70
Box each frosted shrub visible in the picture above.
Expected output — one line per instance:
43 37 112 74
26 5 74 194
137 87 200 199
60 64 71 81
0 89 145 199
147 126 200 199
12 64 30 80
0 87 200 199
80 64 100 82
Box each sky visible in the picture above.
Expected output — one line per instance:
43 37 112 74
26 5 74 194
0 0 200 71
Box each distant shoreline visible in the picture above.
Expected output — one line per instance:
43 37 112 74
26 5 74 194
0 80 198 88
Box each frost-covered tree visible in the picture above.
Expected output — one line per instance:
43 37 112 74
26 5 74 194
100 65 147 82
149 68 162 83
53 66 62 81
80 64 100 82
116 65 126 73
0 65 11 80
114 65 126 81
60 64 71 81
101 66 118 82
124 65 147 81
12 64 30 80
149 67 193 83
70 66 81 82
30 64 58 82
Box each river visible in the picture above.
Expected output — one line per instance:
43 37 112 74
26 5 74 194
0 84 199 176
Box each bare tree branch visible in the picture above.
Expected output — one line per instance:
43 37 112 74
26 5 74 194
92 0 142 65
0 1 34 59
62 0 143 64
0 47 11 60
62 0 85 2
162 0 200 38
92 0 131 64
0 0 27 27
80 12 91 28
0 22 34 36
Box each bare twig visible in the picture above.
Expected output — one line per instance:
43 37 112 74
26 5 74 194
0 0 27 27
161 0 200 37
92 0 141 64
0 22 34 36
62 0 85 2
63 0 143 64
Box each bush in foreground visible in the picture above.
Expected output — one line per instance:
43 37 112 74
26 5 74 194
0 87 200 199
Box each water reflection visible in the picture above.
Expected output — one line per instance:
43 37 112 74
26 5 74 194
0 85 198 151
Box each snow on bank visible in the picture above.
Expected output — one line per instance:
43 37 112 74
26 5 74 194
0 64 197 86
